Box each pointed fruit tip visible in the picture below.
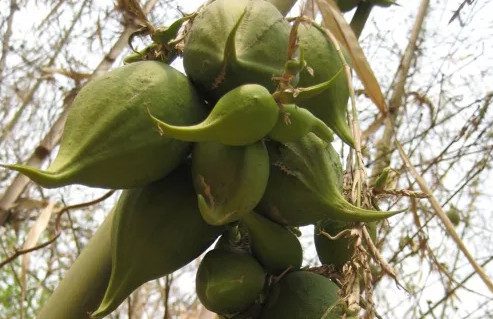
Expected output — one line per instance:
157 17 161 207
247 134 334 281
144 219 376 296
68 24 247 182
2 163 65 188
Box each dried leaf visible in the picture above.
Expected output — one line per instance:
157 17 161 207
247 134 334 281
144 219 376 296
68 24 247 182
316 0 388 114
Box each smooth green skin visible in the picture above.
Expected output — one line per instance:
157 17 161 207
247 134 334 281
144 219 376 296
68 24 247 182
268 104 334 143
5 61 205 189
150 84 279 146
193 141 269 225
337 0 360 12
91 165 223 318
183 0 291 101
259 271 340 319
314 220 377 270
37 211 113 319
296 24 355 147
196 249 266 315
257 133 402 226
241 212 302 275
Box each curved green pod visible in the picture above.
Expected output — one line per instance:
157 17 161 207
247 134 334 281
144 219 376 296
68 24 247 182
4 61 206 189
268 104 334 143
315 220 377 270
241 212 302 274
150 84 279 146
192 141 269 225
259 271 340 319
183 0 291 100
257 134 402 226
196 249 266 315
295 24 355 147
91 165 222 318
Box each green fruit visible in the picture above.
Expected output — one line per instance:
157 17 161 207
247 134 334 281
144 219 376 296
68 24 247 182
315 220 377 270
257 134 402 226
295 24 355 147
268 104 334 143
150 84 279 146
241 212 302 274
183 0 291 100
196 249 266 315
4 61 205 188
336 0 360 12
446 206 461 226
260 271 340 319
192 141 269 225
91 164 223 318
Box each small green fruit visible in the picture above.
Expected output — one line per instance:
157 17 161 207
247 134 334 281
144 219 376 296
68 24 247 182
296 24 355 147
315 220 377 270
242 212 302 274
446 206 461 226
259 271 340 319
196 249 266 315
192 141 269 225
183 0 291 100
150 84 279 146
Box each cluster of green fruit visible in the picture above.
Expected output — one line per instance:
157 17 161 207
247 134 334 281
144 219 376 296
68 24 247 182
4 0 400 318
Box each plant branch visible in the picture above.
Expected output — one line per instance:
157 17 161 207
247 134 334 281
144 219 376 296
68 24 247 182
396 141 493 294
0 190 114 270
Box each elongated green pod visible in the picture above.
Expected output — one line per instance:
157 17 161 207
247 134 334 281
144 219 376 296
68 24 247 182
314 220 377 270
193 141 269 225
183 0 291 100
268 104 334 143
295 24 355 147
37 211 113 319
196 249 266 315
91 165 222 318
241 212 302 274
4 61 206 189
259 271 340 319
150 84 279 146
257 134 403 226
